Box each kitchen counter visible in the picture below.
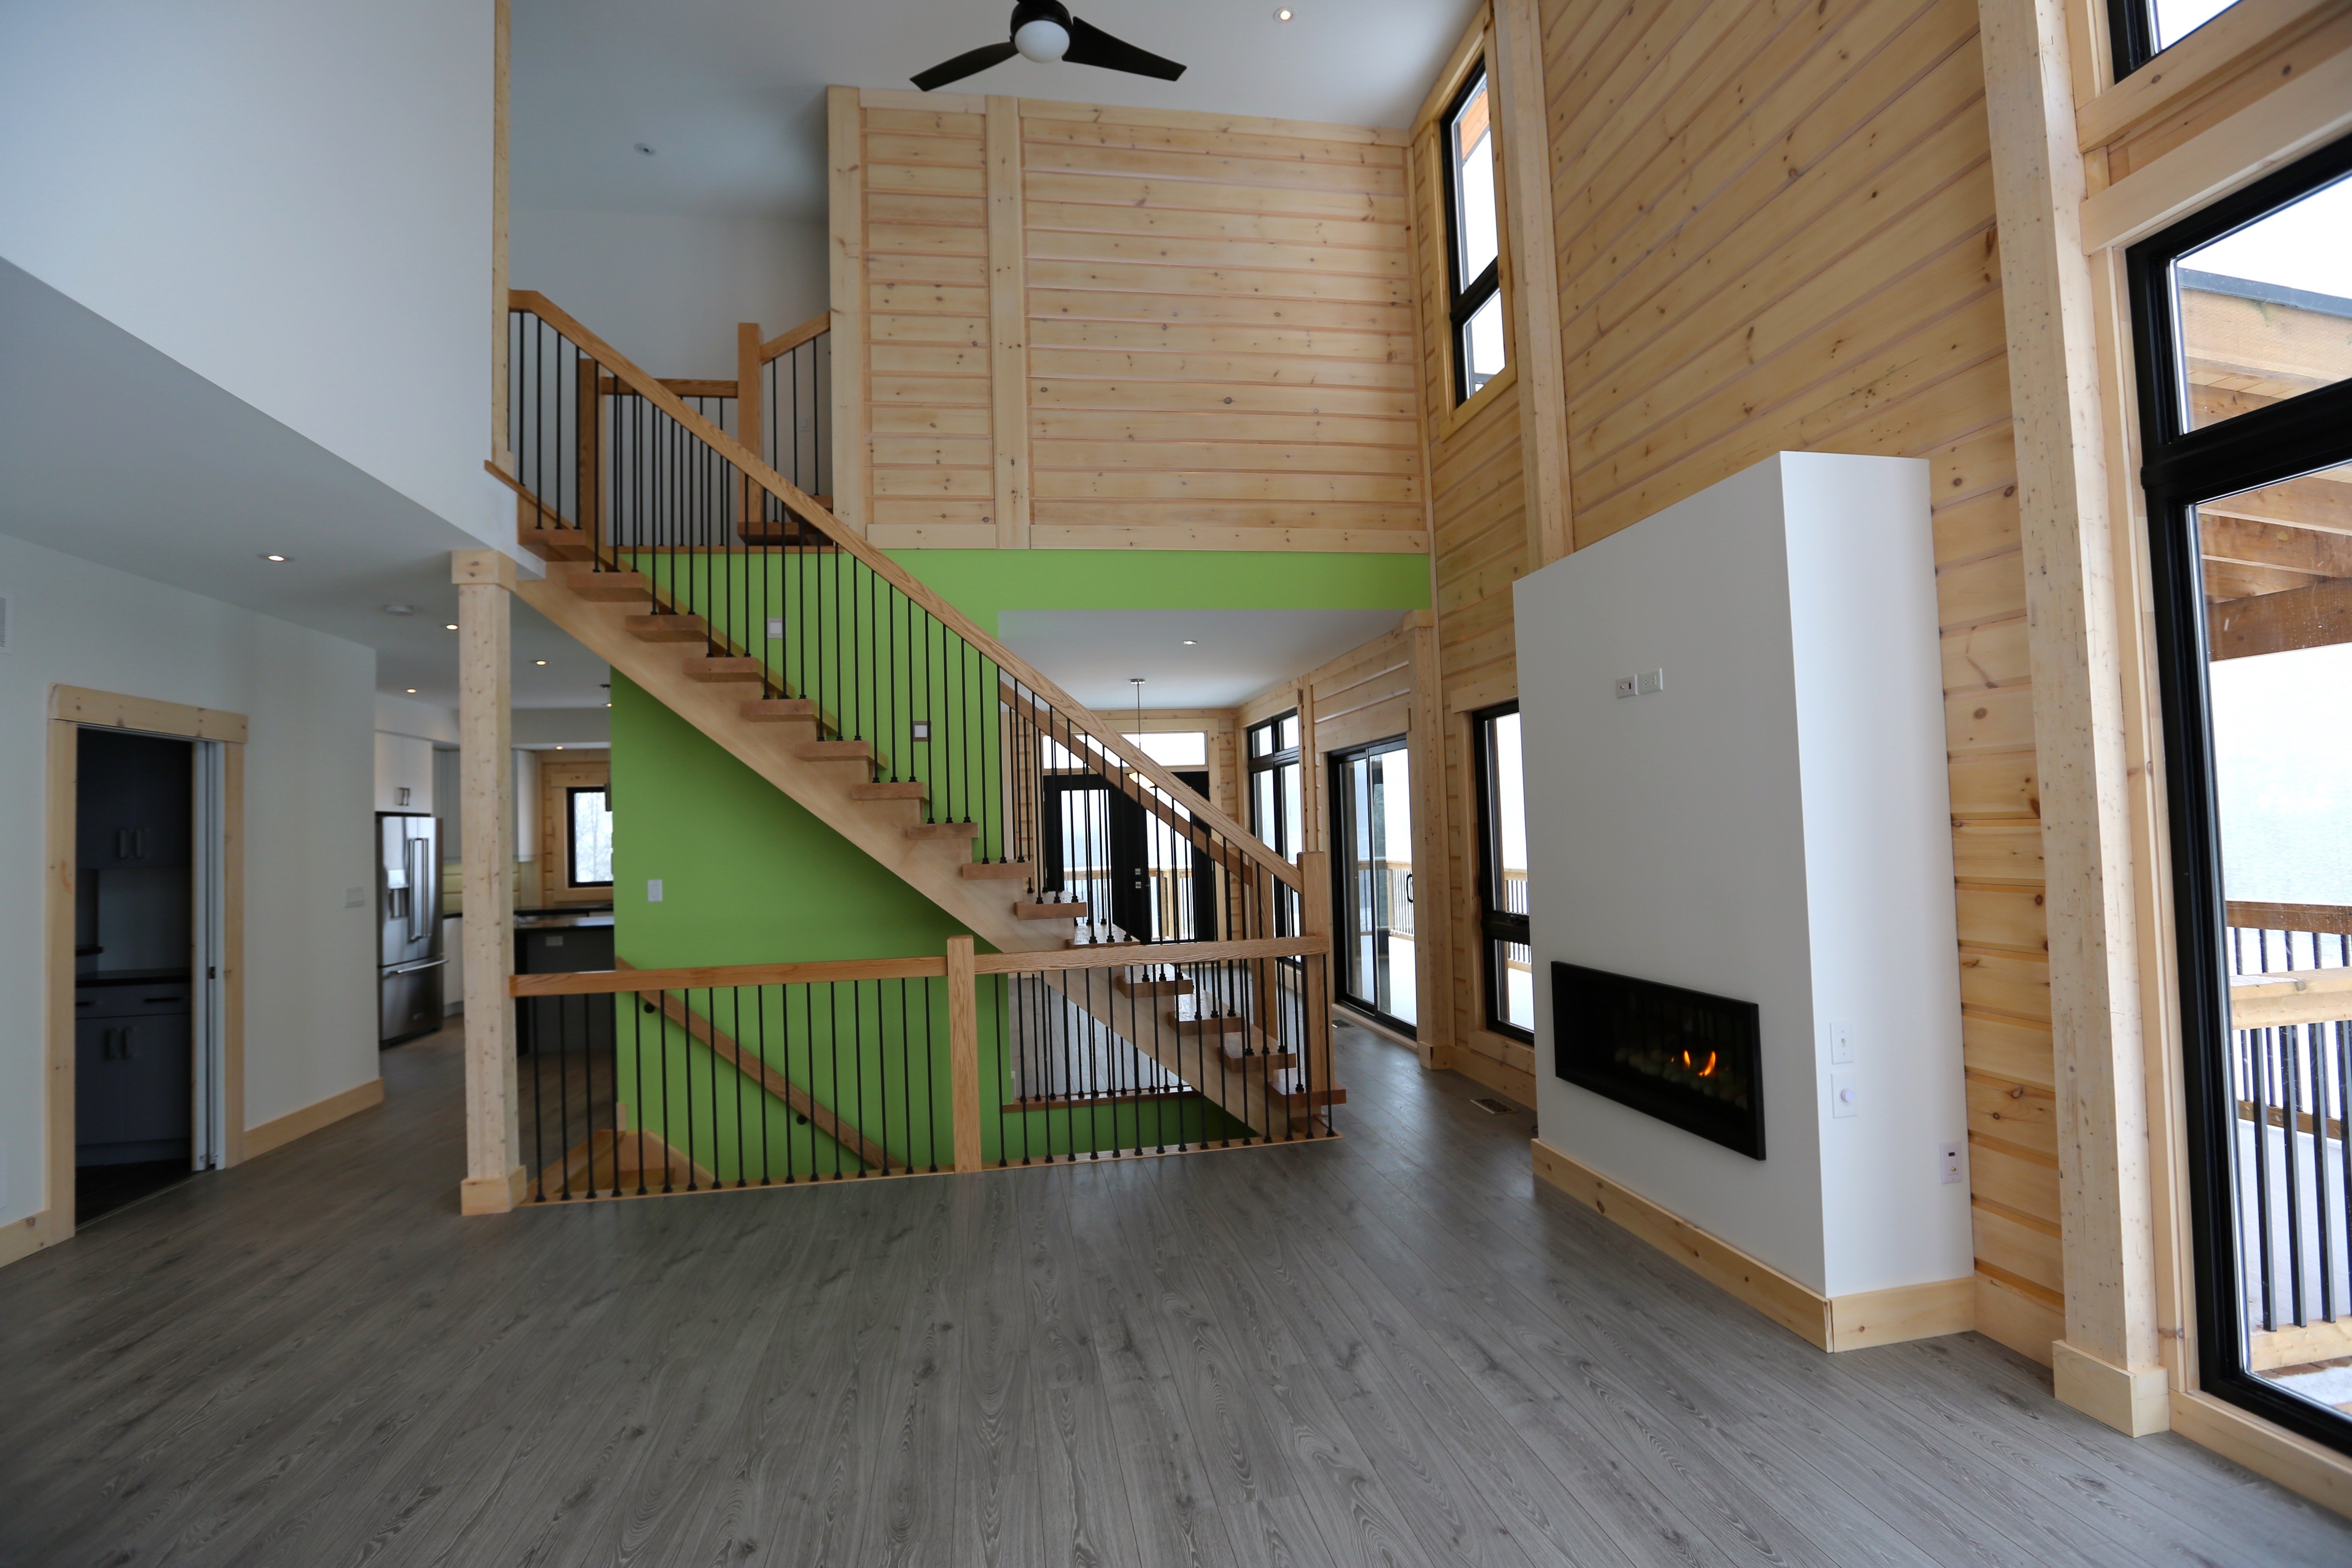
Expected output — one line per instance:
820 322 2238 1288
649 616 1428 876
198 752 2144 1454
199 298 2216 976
514 910 614 930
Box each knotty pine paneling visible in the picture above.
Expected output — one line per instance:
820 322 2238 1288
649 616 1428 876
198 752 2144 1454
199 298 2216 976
861 105 996 545
1408 0 2048 1351
1019 102 1425 552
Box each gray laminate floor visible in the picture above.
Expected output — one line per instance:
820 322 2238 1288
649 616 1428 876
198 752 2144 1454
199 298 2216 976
2 1019 2347 1566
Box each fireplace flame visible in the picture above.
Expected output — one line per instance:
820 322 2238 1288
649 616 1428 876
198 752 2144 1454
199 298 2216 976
1677 1048 1720 1079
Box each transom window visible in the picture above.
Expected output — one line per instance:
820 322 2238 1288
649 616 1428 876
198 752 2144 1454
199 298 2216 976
1443 66 1506 405
2108 0 2243 78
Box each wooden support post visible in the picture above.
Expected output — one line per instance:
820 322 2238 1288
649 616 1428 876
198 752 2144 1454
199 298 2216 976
827 84 867 537
1980 0 2166 1434
737 321 762 532
454 550 524 1215
985 94 1031 550
1492 0 1574 567
574 353 600 542
1298 849 1335 1120
1296 679 1321 855
947 935 982 1171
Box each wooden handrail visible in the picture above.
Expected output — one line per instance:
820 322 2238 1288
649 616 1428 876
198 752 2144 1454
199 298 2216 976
504 934 1329 996
506 288 1303 892
2227 900 2352 936
760 310 831 363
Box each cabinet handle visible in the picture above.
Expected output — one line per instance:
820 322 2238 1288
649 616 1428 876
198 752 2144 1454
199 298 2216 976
116 829 130 859
134 828 147 859
120 1025 136 1060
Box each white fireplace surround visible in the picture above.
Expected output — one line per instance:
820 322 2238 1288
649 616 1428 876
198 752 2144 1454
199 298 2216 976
1514 451 1971 1301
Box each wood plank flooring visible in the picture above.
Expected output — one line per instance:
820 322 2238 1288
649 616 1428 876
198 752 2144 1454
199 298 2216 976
2 1019 2347 1565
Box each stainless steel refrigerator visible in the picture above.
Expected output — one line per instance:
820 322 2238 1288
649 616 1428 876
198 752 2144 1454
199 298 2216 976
378 812 445 1045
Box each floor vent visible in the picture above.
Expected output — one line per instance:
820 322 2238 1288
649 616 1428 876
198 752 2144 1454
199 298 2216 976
1470 1096 1516 1115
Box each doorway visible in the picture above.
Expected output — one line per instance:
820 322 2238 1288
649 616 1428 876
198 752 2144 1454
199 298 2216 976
1037 768 1217 943
1330 737 1415 1035
73 727 225 1224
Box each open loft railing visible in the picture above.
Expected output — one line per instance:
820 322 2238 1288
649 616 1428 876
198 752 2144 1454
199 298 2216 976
497 291 1305 950
510 935 1336 1200
2224 901 2352 1374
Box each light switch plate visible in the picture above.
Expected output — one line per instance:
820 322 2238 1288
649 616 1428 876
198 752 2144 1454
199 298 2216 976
766 617 784 639
911 719 932 742
1831 1071 1859 1118
646 878 664 903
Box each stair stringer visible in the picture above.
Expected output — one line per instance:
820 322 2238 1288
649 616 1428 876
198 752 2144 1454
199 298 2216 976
515 572 1065 960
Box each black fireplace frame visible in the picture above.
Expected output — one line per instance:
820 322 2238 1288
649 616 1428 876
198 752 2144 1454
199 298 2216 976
1551 962 1766 1159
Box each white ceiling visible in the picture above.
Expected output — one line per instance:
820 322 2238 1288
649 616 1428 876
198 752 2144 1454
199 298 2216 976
0 260 610 712
512 0 1480 219
998 606 1408 711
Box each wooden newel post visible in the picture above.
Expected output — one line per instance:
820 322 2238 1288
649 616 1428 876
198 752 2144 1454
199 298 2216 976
1298 850 1335 1119
454 550 525 1215
947 935 982 1172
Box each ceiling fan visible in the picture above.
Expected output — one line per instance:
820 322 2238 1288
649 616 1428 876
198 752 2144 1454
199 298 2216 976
911 1 1186 92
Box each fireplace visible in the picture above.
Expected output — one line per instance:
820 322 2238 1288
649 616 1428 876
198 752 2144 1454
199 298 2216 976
1551 962 1765 1158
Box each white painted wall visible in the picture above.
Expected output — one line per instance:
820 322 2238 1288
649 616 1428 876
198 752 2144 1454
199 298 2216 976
511 207 826 378
0 533 379 1231
0 1 502 540
1515 452 1969 1300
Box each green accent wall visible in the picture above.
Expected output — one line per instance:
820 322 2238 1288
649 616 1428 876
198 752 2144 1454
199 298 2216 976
886 549 1429 634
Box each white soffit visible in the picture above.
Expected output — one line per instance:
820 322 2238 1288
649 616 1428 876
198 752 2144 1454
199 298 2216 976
998 606 1406 712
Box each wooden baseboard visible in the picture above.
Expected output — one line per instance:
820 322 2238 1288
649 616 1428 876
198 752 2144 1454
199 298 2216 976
1972 1269 2062 1367
244 1078 385 1159
2171 1389 2352 1520
1448 1047 1537 1108
461 1164 528 1216
0 1209 64 1272
1531 1138 1974 1352
2054 1339 2172 1436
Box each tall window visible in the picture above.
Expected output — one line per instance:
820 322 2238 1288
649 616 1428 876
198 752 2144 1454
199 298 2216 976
1249 711 1303 940
2108 0 2242 78
1443 66 1505 405
567 785 613 888
2132 134 2352 1457
1473 704 1530 1040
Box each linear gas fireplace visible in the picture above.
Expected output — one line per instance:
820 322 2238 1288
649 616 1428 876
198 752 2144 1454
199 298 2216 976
1551 962 1764 1158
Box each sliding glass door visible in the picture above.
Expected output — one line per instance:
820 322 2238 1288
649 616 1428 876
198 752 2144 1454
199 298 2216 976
1331 737 1415 1034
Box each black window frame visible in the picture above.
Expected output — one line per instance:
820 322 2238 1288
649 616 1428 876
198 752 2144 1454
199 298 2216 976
1439 63 1504 408
2129 131 2352 1460
1471 701 1532 1044
565 783 614 889
1328 733 1417 1039
2106 0 2240 82
1248 710 1303 939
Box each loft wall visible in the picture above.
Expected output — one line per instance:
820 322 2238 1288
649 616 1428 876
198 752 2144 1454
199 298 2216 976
833 88 1428 555
1411 1 2056 1361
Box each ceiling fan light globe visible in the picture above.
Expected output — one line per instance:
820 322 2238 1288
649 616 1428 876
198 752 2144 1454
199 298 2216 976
1013 18 1069 61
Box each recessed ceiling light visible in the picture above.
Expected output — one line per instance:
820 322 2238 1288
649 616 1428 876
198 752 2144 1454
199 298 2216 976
555 745 565 751
405 688 418 694
534 659 548 666
260 552 290 563
445 623 459 631
382 603 415 616
1274 7 1293 19
1182 639 1197 646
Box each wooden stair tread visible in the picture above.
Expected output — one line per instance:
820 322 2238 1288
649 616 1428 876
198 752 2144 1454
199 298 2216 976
1014 900 1086 921
520 527 596 561
681 657 765 684
1218 1046 1297 1069
906 820 981 840
558 568 650 601
852 780 926 801
797 739 872 763
958 861 1031 880
1167 1011 1247 1037
1115 975 1193 998
626 612 709 643
740 698 817 722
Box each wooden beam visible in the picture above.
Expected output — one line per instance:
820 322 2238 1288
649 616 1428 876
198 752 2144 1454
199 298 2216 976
2079 41 2352 252
2208 575 2352 658
948 935 982 1171
972 934 1328 976
827 83 866 537
514 954 949 995
1406 611 1454 1070
2074 0 2343 151
1492 0 1573 569
454 549 524 1216
2197 471 2352 537
2201 514 2352 576
1981 0 2167 1434
986 95 1030 551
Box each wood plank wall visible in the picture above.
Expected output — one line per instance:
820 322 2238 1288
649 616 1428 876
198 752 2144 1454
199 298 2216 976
841 90 1429 553
858 100 998 545
1412 0 2059 1360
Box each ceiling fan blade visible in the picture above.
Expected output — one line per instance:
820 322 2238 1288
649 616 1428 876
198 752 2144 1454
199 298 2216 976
911 40 1020 91
1063 16 1185 80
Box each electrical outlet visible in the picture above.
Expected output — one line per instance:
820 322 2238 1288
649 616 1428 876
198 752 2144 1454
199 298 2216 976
1615 675 1637 699
766 617 784 639
1637 668 1665 695
646 878 664 903
1941 1141 1966 1185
